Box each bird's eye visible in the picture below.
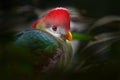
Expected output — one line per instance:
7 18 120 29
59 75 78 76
52 25 57 31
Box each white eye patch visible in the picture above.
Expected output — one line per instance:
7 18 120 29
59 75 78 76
45 25 66 38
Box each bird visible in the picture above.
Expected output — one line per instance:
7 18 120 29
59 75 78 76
14 7 73 75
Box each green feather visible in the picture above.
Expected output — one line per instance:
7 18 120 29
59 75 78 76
14 28 73 72
15 29 59 54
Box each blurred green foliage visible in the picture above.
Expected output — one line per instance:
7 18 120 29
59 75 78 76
72 33 95 41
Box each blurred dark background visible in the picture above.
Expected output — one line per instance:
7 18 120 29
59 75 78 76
0 0 120 80
0 0 120 33
0 0 120 37
0 0 120 17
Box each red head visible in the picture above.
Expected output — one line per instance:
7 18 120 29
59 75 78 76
32 7 72 41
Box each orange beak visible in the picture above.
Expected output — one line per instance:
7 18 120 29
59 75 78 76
65 32 72 41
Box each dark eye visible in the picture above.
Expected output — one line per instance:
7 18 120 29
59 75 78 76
52 25 57 31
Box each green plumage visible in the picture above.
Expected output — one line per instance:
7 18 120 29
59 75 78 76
15 29 59 54
14 29 73 74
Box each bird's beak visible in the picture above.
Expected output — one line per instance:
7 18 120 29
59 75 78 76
65 32 72 41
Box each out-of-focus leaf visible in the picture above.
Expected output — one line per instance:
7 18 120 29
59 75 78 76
88 16 120 33
72 33 95 41
84 32 120 49
71 31 120 72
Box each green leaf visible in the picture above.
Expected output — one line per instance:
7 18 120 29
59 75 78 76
72 33 95 41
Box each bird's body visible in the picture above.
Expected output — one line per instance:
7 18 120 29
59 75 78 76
15 29 73 73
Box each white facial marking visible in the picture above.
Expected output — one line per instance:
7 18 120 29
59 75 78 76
45 25 66 38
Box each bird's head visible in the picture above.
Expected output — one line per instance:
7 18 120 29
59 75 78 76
32 7 72 41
